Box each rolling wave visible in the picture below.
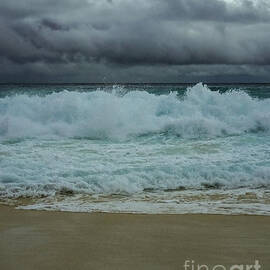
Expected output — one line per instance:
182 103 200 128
0 83 270 140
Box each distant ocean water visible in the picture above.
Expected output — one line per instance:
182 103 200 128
1 83 270 215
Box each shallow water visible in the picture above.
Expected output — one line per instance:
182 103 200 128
1 83 270 214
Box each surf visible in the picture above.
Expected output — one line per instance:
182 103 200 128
0 83 270 140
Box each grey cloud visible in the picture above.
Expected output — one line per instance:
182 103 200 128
0 0 270 82
41 19 70 31
159 0 270 23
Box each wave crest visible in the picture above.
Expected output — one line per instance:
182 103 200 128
0 83 270 140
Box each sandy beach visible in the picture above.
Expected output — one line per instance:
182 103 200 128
0 206 269 270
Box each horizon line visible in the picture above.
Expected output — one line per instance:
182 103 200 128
1 82 270 85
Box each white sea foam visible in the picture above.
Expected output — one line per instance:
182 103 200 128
0 83 270 140
1 83 270 215
17 189 270 216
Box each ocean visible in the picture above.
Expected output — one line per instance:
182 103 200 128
0 83 270 215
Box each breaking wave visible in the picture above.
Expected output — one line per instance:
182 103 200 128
1 83 270 140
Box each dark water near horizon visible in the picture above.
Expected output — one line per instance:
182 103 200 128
1 83 270 99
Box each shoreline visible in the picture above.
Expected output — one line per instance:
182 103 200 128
1 205 270 270
13 203 270 217
3 186 270 216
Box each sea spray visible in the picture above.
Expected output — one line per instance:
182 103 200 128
0 83 270 140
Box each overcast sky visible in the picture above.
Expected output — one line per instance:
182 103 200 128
0 0 270 83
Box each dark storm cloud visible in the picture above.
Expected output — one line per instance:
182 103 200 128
41 19 70 32
0 0 270 82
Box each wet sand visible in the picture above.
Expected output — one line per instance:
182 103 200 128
0 206 269 270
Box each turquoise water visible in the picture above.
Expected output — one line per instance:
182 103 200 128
1 83 270 214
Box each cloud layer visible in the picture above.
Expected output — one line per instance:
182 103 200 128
0 0 270 82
